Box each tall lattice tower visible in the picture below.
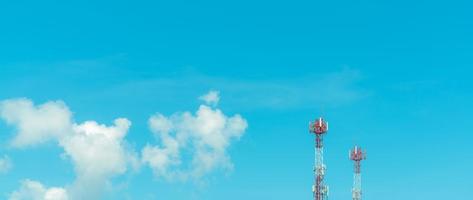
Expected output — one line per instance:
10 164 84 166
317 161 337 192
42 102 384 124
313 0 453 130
350 146 366 200
309 117 329 200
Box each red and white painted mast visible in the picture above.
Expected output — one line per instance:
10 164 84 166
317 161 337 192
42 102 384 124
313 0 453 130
350 146 366 200
309 117 329 200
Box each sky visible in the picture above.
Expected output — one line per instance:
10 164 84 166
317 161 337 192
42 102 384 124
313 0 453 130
0 0 472 199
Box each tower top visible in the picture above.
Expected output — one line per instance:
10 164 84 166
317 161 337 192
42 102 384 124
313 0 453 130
309 117 328 135
350 146 366 161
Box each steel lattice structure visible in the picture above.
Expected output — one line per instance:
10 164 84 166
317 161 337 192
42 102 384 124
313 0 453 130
309 117 329 200
350 146 366 200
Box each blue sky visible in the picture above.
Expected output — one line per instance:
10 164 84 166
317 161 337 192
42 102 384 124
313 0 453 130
0 0 472 199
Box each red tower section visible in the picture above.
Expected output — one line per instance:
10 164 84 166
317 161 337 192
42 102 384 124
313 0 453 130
350 146 366 174
311 117 328 147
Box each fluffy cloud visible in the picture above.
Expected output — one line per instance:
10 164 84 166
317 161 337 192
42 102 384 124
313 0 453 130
0 99 137 200
142 91 247 180
64 119 137 199
1 91 246 198
0 155 12 173
9 180 68 200
199 90 220 106
0 99 72 147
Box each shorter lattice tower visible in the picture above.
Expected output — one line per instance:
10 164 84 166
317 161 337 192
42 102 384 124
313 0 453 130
350 146 366 200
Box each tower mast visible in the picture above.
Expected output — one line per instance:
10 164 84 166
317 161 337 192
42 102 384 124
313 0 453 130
350 146 366 200
309 117 329 200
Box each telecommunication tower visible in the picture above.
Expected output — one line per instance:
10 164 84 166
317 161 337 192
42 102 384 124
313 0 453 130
309 117 329 200
350 146 366 200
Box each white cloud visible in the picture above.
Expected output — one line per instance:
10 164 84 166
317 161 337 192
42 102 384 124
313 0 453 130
0 99 137 200
0 155 12 173
9 180 68 200
142 91 247 180
63 118 136 199
0 99 72 147
199 90 220 106
1 92 247 198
